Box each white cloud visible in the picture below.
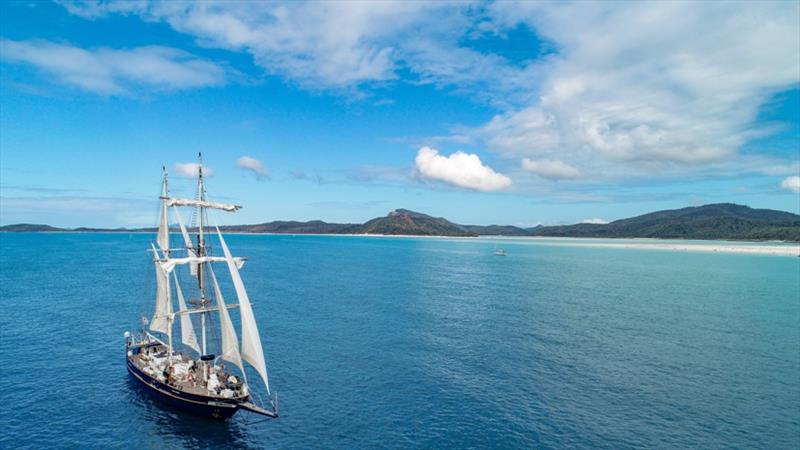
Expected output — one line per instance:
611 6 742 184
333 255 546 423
0 38 225 95
58 1 456 90
415 146 511 192
781 175 800 193
475 1 800 175
174 163 213 178
581 218 608 224
235 156 268 180
56 1 538 102
55 1 800 186
521 158 581 180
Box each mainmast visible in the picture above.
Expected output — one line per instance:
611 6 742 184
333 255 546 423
197 152 208 356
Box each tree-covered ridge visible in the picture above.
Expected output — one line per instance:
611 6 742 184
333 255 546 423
528 204 800 241
3 204 799 241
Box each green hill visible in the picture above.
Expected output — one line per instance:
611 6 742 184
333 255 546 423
460 224 530 236
0 223 65 232
3 203 798 241
529 203 800 241
357 209 476 236
220 220 358 234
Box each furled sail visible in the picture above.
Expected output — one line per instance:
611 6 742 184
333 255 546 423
208 265 243 371
168 198 242 212
149 244 172 336
159 255 245 274
173 271 200 354
216 227 271 394
157 174 170 252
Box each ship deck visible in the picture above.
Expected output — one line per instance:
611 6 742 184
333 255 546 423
129 343 248 400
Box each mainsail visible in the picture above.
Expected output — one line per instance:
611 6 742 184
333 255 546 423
208 265 243 371
217 227 271 394
173 271 200 354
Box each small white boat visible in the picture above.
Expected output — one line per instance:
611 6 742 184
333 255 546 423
494 249 507 256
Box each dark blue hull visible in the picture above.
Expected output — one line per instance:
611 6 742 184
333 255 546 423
126 358 241 421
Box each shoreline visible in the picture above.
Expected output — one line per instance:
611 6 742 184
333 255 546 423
5 231 798 256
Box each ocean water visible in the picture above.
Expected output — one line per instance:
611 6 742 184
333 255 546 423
1 233 798 449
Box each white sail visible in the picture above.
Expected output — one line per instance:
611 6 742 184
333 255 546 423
208 265 243 371
159 255 245 274
168 198 241 212
157 175 170 251
173 271 200 354
172 207 198 276
149 244 172 336
216 227 270 393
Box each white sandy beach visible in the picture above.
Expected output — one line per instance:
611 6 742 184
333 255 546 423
232 232 800 257
516 237 800 257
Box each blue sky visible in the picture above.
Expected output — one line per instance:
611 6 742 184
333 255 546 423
1 0 798 228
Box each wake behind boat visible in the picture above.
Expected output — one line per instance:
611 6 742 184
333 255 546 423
125 155 277 421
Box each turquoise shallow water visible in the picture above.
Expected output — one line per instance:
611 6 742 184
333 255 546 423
1 233 798 449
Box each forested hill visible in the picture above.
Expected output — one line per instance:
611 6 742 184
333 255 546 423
528 204 800 241
3 203 799 241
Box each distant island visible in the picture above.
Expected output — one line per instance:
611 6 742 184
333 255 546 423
2 203 799 242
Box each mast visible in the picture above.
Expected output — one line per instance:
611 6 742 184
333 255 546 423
197 152 208 355
156 167 175 364
164 167 174 364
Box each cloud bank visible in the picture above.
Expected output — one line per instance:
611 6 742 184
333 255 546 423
0 38 225 95
415 146 511 192
235 156 268 180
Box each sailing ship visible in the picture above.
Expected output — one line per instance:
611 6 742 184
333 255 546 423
125 156 278 420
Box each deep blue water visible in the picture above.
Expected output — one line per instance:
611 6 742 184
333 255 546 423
1 233 798 449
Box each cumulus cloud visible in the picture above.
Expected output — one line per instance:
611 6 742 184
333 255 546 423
235 156 268 180
581 218 609 224
415 146 511 192
0 38 225 95
174 163 213 178
521 158 581 180
781 175 800 193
